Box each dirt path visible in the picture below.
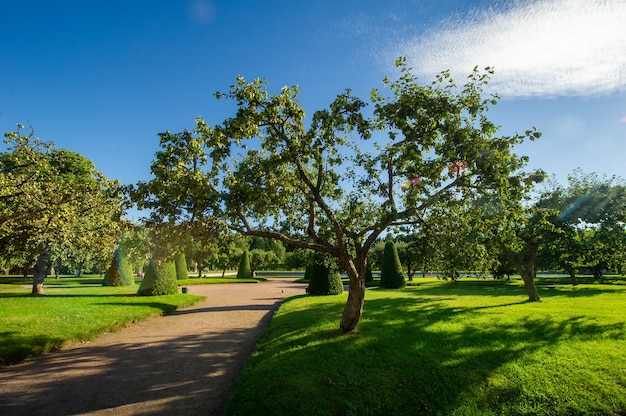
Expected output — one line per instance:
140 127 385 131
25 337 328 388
0 279 307 416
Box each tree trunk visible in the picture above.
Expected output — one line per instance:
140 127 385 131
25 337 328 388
567 267 579 285
500 242 540 302
338 250 366 333
520 271 540 301
340 278 365 333
31 250 49 296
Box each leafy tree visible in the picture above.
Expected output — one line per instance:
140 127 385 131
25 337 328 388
0 125 125 294
379 240 406 288
237 250 253 278
284 247 314 270
249 249 279 273
476 176 553 301
537 170 626 280
139 59 541 332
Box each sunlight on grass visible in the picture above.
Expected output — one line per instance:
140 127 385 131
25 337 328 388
224 279 626 416
0 283 204 366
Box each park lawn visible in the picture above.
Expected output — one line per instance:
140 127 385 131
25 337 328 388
224 278 626 416
0 279 205 366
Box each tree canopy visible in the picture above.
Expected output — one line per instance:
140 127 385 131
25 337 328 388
1 125 125 294
135 59 542 332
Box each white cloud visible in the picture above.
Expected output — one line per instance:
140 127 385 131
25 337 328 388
389 0 626 98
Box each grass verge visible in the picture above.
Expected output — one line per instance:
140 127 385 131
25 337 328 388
0 277 205 366
224 278 626 416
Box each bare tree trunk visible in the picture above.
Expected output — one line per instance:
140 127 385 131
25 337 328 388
31 250 49 296
338 251 366 333
567 267 579 285
520 271 540 301
340 281 365 332
500 242 541 302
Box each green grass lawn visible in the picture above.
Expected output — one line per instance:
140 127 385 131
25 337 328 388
224 277 626 416
0 275 205 366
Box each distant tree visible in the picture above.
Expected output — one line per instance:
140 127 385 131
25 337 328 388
380 240 406 288
249 249 279 273
284 247 314 270
249 236 267 251
536 170 626 280
237 250 253 278
0 125 125 295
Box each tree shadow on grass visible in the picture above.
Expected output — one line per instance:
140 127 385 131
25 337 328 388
227 290 626 415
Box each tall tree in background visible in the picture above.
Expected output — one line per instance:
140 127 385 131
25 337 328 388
537 170 626 280
138 59 542 332
0 125 125 294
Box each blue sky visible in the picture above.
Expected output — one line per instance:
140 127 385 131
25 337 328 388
2 0 625 192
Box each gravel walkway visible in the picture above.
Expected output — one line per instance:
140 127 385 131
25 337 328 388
0 279 307 416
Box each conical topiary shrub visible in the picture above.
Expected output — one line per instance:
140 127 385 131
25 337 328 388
308 263 343 296
237 250 253 279
138 258 178 295
175 252 188 280
379 240 406 288
103 244 134 286
365 265 374 283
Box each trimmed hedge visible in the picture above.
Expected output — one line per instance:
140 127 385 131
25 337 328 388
379 240 406 288
237 250 253 279
103 246 134 286
138 258 178 295
175 252 188 280
308 263 343 296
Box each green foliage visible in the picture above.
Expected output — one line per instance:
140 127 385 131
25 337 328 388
174 252 188 280
237 250 253 278
249 236 267 251
138 59 544 331
303 264 313 281
138 258 178 295
0 125 125 294
308 263 343 296
379 240 406 288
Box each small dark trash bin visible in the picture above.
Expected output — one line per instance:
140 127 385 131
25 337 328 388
181 287 188 294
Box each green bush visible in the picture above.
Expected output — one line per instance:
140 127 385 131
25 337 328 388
175 252 188 280
103 246 134 286
237 250 253 279
308 263 343 296
302 264 311 280
138 258 178 295
380 240 406 288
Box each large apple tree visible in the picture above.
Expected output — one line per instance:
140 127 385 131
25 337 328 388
137 59 541 332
